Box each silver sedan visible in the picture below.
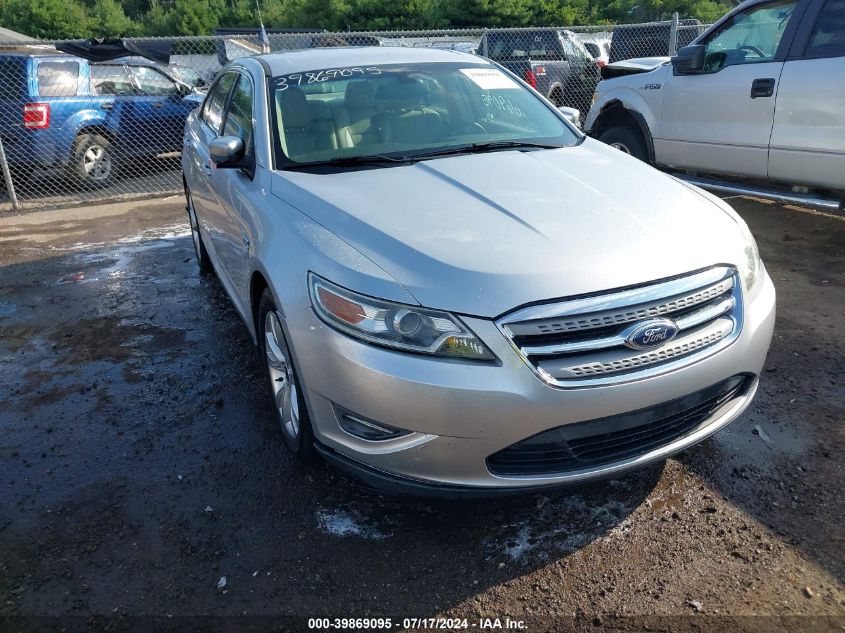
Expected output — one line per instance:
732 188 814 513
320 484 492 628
181 47 775 495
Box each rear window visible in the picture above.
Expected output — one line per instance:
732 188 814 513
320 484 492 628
37 61 80 97
486 32 563 60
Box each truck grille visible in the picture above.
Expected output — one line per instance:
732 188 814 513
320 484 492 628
496 267 743 387
487 375 751 477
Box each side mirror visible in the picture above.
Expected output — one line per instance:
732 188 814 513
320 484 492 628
671 45 705 74
557 106 581 129
209 136 246 167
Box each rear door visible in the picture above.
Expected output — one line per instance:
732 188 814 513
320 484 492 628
768 0 845 189
655 0 805 177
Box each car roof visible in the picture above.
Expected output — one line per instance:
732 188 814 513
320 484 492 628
256 46 486 75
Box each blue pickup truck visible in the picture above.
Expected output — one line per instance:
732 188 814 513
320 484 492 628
479 28 600 116
0 52 203 188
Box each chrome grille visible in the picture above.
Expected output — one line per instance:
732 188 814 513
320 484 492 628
497 267 743 387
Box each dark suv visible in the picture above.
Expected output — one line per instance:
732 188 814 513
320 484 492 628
0 52 203 188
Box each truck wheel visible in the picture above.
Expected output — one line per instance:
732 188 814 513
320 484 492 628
598 126 649 163
72 133 117 188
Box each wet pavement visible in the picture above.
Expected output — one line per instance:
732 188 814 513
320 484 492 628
0 196 843 631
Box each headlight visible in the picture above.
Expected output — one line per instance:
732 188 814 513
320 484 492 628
308 273 495 360
737 220 761 291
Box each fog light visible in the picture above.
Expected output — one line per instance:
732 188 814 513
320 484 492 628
334 405 410 441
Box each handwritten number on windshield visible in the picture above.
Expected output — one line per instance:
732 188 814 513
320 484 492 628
275 67 382 91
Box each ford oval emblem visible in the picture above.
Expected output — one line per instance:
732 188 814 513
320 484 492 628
624 318 679 351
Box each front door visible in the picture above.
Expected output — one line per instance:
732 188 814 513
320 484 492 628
207 72 256 306
655 0 802 178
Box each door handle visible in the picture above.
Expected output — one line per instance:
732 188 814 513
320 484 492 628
750 78 775 99
101 103 113 110
153 101 165 109
202 163 212 175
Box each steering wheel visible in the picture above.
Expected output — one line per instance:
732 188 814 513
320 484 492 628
738 45 766 58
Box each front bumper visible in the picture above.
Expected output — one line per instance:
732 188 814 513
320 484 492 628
286 270 775 492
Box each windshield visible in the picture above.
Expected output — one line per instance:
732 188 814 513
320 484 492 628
270 62 578 167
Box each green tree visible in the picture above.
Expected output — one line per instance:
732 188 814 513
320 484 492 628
141 0 173 34
170 0 222 34
444 0 536 27
89 0 139 36
1 0 90 38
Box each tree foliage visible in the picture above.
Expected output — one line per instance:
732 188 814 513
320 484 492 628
0 0 732 39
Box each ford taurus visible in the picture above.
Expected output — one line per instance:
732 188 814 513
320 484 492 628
181 47 775 495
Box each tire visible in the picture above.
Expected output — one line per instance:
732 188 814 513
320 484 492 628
598 125 650 163
71 133 117 188
185 187 212 275
257 289 315 460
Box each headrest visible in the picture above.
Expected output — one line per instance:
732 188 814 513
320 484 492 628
375 81 426 110
345 81 375 110
309 98 332 121
277 87 311 129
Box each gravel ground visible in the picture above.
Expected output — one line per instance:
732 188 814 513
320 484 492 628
0 195 842 632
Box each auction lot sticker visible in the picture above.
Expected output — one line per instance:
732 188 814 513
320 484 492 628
460 68 520 90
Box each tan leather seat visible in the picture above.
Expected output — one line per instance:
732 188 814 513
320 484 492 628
336 81 378 148
275 87 336 158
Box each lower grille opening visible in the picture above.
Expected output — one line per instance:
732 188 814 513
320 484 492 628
487 375 751 477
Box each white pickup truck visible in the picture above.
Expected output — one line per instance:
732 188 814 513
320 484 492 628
585 0 845 196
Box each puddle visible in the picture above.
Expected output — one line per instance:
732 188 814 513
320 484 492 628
316 508 389 540
483 492 635 562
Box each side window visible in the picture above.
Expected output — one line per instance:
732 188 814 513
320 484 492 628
202 73 237 134
222 75 254 151
36 62 80 97
805 0 845 57
91 65 135 96
703 0 798 70
131 66 178 96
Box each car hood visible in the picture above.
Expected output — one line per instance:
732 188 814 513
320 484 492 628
271 140 745 317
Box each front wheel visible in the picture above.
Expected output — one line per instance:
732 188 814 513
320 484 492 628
71 133 117 188
598 125 650 163
258 289 315 460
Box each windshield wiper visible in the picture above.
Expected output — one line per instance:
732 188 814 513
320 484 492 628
283 154 409 170
282 141 564 170
408 140 565 161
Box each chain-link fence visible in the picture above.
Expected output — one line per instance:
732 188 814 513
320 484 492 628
0 18 709 212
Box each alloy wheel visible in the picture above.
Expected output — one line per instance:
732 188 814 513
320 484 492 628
82 145 112 181
264 310 300 439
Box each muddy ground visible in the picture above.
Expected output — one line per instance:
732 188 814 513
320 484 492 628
0 195 842 632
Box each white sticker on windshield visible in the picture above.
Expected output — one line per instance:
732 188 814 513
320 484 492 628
460 68 519 90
